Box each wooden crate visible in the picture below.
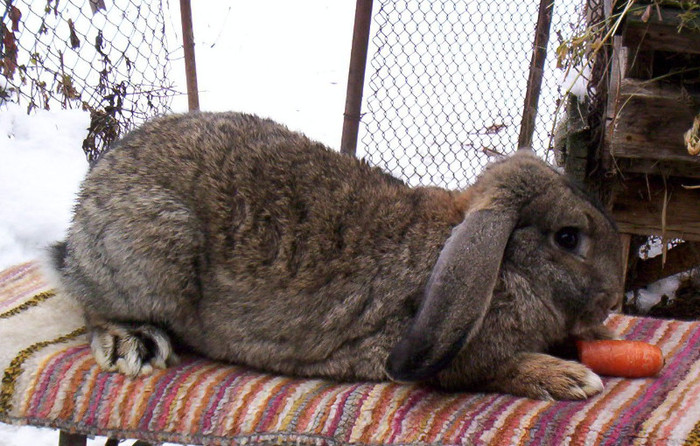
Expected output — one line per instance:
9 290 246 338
604 3 700 243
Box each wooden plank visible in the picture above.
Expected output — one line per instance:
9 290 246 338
563 94 590 182
616 158 700 179
603 36 626 172
609 79 700 165
624 47 654 80
612 175 700 241
607 36 625 123
58 431 87 446
623 6 700 55
619 233 632 308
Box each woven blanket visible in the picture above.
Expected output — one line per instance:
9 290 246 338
1 262 699 446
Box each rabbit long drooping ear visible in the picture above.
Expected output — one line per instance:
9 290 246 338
386 207 518 381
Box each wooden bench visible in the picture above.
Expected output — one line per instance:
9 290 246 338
2 262 700 445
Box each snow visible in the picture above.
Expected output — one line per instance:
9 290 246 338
0 423 144 446
0 424 62 446
0 105 89 270
166 1 355 148
559 63 592 99
634 275 681 313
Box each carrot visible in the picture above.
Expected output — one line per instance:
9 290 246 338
576 339 664 378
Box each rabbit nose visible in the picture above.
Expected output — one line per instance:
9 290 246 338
595 291 621 314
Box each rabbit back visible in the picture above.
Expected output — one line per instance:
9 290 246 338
57 112 468 379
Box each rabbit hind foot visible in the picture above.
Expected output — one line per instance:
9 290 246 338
89 321 179 377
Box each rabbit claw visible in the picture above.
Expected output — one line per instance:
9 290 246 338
491 352 604 400
90 322 178 377
538 365 604 401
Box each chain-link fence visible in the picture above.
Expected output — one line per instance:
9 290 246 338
358 0 607 189
1 0 176 161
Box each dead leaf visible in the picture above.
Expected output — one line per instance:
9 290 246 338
1 25 18 77
89 0 106 14
483 123 507 134
67 18 80 49
10 6 21 31
481 147 504 157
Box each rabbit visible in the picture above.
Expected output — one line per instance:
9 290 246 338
48 111 623 400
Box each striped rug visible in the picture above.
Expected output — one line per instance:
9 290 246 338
1 261 699 445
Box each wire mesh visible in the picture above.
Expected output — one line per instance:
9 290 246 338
1 0 176 161
358 0 603 189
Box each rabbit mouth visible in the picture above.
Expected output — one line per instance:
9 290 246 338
591 308 611 324
570 308 611 336
585 291 618 323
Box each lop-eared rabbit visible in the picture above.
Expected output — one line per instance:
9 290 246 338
50 112 623 400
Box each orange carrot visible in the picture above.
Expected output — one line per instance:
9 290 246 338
576 340 664 378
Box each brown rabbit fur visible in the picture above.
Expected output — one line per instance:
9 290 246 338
50 112 623 400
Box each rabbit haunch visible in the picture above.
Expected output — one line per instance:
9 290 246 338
49 112 623 400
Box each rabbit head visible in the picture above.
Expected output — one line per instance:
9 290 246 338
386 150 623 383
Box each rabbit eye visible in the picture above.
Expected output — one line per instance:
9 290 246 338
554 227 580 251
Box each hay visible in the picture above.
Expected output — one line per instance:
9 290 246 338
685 114 700 156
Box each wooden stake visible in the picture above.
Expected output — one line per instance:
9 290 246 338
180 0 200 111
518 0 554 150
340 0 374 157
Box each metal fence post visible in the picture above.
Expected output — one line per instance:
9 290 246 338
180 0 200 111
340 0 374 157
518 0 554 150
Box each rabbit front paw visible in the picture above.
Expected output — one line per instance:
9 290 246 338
491 352 604 400
89 322 179 377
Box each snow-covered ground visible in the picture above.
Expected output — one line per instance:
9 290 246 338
0 0 356 271
0 105 89 270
